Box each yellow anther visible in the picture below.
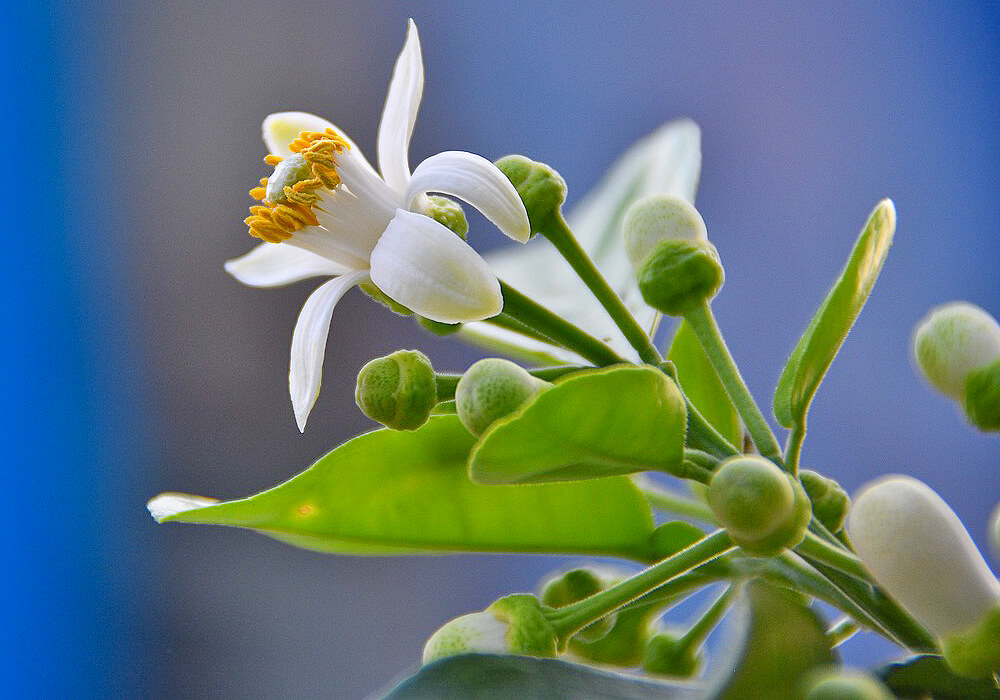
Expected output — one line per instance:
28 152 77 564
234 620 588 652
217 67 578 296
244 129 351 242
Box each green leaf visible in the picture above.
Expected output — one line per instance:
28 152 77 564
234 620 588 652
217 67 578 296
382 654 703 699
773 200 896 428
878 655 1000 699
469 366 686 485
460 119 702 364
148 415 655 559
667 320 743 447
709 580 835 700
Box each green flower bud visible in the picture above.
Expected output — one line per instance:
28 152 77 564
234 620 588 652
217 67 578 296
641 632 702 678
355 350 437 431
421 594 557 664
799 469 851 533
494 155 567 236
964 359 1000 431
571 606 653 667
802 668 894 700
425 195 469 239
637 239 725 316
707 456 811 556
913 302 1000 400
623 194 708 270
455 358 550 436
540 568 614 642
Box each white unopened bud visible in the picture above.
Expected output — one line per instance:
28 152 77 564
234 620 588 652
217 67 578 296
422 611 510 664
623 194 707 269
913 302 1000 400
848 475 1000 677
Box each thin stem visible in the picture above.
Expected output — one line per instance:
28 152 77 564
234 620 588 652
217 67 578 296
636 477 716 523
827 616 860 647
618 568 727 614
541 216 663 365
499 281 625 366
784 422 806 475
678 585 735 648
683 301 784 463
434 365 586 401
684 448 721 471
795 531 870 581
481 312 555 344
685 398 741 459
546 530 734 642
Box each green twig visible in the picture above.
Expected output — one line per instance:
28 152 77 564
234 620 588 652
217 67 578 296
795 531 870 581
827 616 860 647
636 477 716 523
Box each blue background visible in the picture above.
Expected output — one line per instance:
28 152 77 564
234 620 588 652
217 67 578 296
8 1 999 697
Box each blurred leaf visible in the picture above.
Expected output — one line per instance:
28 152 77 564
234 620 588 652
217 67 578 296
381 654 703 699
773 200 896 428
469 366 686 485
708 580 835 700
667 320 742 447
878 655 1000 699
461 119 702 363
150 415 655 559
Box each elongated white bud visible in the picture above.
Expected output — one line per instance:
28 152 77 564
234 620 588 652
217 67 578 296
848 475 1000 677
422 611 510 663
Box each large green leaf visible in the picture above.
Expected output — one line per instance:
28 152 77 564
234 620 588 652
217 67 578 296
148 415 656 559
667 320 743 448
469 366 686 485
382 654 703 699
773 200 896 428
460 119 702 364
708 580 835 700
878 655 1000 699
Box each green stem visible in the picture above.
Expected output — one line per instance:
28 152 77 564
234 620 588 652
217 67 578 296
618 568 727 614
684 448 721 471
827 616 859 647
795 532 870 581
637 478 716 523
541 216 663 365
683 301 784 463
434 365 586 401
784 422 806 476
499 281 626 366
685 398 741 459
546 530 734 642
678 585 735 649
481 312 555 344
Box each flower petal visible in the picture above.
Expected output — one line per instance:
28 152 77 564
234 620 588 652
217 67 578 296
262 111 377 175
377 19 423 194
224 243 350 287
406 151 531 243
289 271 368 432
369 209 502 323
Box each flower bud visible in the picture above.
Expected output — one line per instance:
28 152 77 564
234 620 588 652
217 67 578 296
494 155 567 236
425 195 469 239
802 668 893 700
707 456 811 556
540 568 614 642
421 594 557 664
799 469 850 533
964 359 1000 431
355 350 437 431
848 475 1000 678
623 194 708 270
913 302 1000 400
455 358 550 436
637 239 725 316
641 632 702 678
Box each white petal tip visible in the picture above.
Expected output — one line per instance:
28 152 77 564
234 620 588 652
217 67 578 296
147 493 218 522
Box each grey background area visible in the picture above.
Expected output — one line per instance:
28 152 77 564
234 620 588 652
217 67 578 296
100 1 999 697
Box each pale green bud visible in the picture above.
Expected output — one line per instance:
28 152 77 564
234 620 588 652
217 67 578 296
802 668 893 700
494 155 567 236
707 456 811 556
623 194 708 270
849 475 1000 678
355 350 437 431
799 469 850 533
455 358 550 436
964 359 1000 431
425 195 469 239
540 568 614 642
637 239 725 316
641 632 702 678
913 302 1000 400
264 153 312 204
421 594 557 664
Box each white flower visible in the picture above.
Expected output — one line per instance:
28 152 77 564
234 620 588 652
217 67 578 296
225 20 530 431
421 611 511 664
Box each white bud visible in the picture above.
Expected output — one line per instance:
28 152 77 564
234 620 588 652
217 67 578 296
913 302 1000 400
623 194 707 269
848 475 1000 639
422 611 510 664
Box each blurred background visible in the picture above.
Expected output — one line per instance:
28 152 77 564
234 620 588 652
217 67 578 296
9 1 999 697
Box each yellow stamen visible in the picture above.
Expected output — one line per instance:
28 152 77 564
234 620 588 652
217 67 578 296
244 129 350 242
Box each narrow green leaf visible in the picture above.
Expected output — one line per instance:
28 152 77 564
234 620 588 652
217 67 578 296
878 655 1000 699
469 366 686 485
149 415 655 559
774 200 896 428
667 320 743 447
382 654 703 699
709 580 835 700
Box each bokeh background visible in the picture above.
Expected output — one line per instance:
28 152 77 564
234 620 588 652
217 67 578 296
10 1 999 697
